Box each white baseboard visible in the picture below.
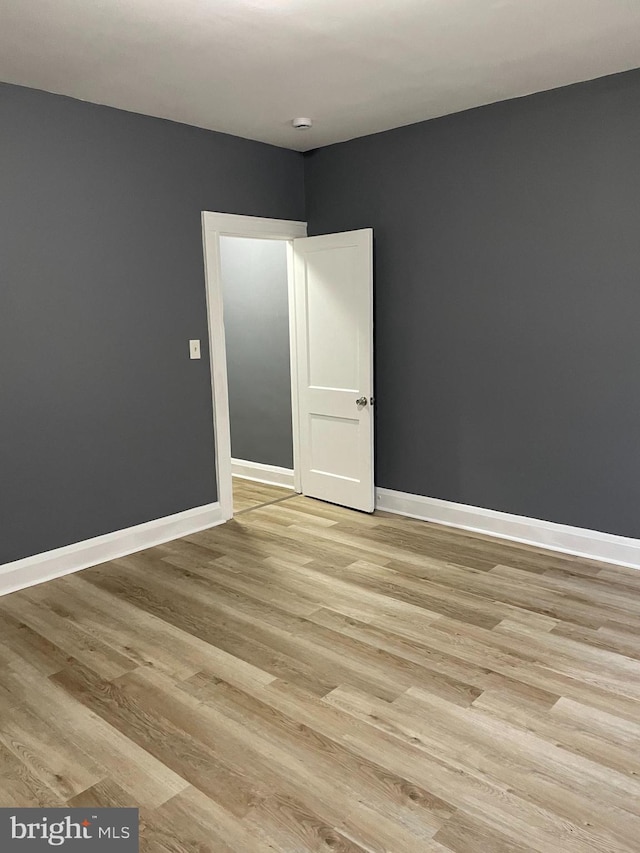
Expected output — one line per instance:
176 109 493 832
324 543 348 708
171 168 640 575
375 488 640 570
231 458 295 489
0 502 225 598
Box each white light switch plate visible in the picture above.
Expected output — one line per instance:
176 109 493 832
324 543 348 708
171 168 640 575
189 339 201 359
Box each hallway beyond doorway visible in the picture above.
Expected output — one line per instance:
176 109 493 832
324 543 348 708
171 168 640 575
232 476 295 515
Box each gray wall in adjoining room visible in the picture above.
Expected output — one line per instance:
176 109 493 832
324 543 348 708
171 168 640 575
220 237 293 469
0 81 304 564
304 68 640 539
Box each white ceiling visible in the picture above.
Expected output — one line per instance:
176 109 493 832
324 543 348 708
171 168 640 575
2 0 640 151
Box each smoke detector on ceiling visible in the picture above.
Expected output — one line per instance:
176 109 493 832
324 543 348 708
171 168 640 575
292 117 313 130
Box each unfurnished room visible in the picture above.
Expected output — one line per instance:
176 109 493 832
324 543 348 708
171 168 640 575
2 1 640 851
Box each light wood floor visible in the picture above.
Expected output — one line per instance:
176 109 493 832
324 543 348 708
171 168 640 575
232 476 295 514
1 492 640 852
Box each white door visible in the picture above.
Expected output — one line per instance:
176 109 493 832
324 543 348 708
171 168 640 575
293 228 374 512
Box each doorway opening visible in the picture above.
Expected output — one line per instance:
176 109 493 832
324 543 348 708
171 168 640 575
202 213 305 521
202 212 374 524
219 234 298 516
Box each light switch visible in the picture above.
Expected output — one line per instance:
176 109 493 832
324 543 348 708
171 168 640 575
189 339 201 359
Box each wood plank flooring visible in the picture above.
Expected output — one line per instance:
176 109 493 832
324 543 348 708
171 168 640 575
1 491 640 851
232 477 295 514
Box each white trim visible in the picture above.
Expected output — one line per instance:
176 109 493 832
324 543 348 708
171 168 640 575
376 488 640 570
231 458 295 489
286 240 303 493
202 214 234 521
0 503 225 598
201 212 307 520
202 212 307 240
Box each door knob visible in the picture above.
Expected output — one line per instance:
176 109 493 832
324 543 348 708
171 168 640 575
356 396 368 407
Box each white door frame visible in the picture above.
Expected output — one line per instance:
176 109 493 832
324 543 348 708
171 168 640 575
201 211 308 521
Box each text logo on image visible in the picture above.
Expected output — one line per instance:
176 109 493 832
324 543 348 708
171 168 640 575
0 809 139 851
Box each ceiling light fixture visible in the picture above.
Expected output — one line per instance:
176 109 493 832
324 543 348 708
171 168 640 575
292 117 312 130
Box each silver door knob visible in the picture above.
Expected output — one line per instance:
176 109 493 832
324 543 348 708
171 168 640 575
356 396 368 407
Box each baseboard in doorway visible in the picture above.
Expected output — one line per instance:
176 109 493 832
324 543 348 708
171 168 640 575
0 502 226 598
375 488 640 570
231 458 295 489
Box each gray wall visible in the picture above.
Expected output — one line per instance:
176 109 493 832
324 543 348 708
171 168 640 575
0 82 304 564
304 68 640 539
220 237 293 469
